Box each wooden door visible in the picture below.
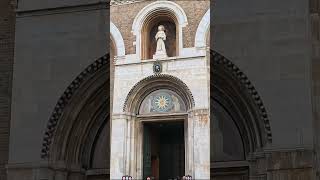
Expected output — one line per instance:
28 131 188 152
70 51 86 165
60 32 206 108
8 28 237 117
159 123 184 179
143 125 152 179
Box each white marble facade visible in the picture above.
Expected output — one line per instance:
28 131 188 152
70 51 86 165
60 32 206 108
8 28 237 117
110 2 210 179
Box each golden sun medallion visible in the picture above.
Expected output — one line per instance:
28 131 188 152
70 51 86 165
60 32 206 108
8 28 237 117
155 96 168 109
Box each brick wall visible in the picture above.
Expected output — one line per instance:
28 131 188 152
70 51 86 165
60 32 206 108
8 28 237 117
174 0 209 48
0 0 15 178
110 0 209 55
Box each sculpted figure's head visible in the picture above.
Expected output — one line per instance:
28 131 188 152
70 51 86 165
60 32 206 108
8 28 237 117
158 25 165 31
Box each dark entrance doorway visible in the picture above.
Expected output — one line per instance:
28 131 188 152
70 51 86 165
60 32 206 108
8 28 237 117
143 121 185 180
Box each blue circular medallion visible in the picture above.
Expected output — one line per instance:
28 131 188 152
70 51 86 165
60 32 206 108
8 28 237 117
151 92 173 112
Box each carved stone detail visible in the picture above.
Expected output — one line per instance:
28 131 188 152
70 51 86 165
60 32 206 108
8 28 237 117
41 54 109 159
211 49 272 143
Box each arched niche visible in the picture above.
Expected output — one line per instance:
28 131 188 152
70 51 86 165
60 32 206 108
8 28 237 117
132 1 188 60
141 12 178 59
41 54 110 179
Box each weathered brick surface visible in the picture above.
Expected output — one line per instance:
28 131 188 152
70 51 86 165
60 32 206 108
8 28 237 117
0 0 15 179
110 0 209 55
174 0 209 48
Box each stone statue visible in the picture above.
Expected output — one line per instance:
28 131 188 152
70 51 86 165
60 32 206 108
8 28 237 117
153 25 168 59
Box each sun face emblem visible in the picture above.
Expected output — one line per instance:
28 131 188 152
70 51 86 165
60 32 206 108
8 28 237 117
151 92 173 112
155 96 169 109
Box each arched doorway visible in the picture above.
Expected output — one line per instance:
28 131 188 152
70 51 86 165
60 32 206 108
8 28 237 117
122 75 195 179
139 89 187 179
210 50 272 179
41 54 110 180
110 74 211 179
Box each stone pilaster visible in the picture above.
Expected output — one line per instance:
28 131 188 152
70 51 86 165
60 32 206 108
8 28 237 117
110 113 133 179
187 108 210 179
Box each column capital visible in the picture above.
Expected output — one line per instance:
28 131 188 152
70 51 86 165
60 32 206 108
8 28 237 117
112 112 136 120
188 108 209 116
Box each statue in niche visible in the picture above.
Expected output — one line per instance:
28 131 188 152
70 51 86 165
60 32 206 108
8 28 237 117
153 25 168 59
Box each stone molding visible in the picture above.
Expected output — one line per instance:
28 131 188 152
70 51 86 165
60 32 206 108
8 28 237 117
195 9 210 48
211 49 272 144
123 73 195 113
111 21 126 57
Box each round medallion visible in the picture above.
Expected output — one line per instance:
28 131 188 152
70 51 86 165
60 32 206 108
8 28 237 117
151 92 173 112
153 61 162 74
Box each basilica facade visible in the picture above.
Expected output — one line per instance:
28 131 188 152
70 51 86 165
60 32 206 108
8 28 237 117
110 1 210 179
0 0 319 180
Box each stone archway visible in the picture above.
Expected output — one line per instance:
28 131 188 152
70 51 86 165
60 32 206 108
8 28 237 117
41 54 110 180
210 50 272 179
123 74 195 113
110 74 210 179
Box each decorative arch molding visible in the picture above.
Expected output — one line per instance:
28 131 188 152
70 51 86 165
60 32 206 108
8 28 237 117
123 74 195 113
110 22 126 57
195 9 210 48
132 1 188 59
41 54 109 161
211 50 272 151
